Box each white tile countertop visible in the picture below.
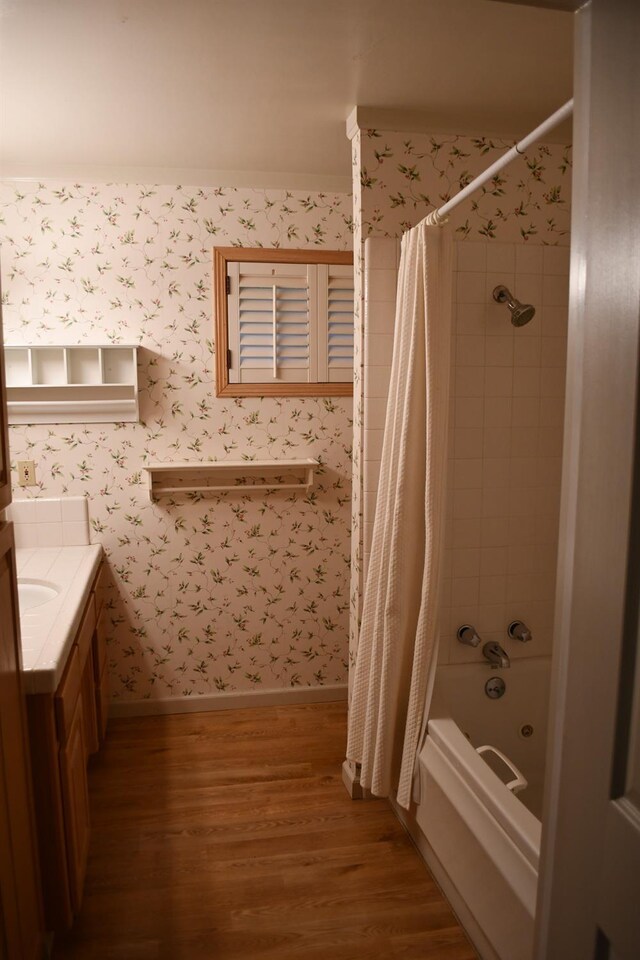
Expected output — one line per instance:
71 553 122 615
16 545 103 694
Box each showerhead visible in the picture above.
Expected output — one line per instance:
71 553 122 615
492 285 536 327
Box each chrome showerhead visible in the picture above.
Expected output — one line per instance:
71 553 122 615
492 285 536 327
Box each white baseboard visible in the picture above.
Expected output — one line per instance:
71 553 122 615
389 795 499 960
109 682 348 718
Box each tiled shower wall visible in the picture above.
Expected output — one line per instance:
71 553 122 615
361 236 569 663
443 240 568 663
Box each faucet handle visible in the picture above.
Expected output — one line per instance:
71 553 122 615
508 620 533 643
457 624 482 647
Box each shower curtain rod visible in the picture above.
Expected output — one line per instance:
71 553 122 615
425 98 574 227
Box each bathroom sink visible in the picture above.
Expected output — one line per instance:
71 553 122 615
17 579 60 611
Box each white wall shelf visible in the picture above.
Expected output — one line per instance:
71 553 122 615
145 459 318 500
4 345 139 424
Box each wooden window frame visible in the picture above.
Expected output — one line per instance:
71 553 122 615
213 247 354 398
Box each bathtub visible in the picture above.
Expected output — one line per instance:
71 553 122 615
414 658 550 960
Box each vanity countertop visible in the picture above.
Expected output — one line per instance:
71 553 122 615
16 545 103 694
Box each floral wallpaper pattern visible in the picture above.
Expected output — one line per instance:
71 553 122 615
349 128 572 667
0 181 353 701
359 132 572 242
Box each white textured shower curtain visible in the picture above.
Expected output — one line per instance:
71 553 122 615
346 220 452 810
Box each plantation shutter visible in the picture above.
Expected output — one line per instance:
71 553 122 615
316 263 355 383
226 260 353 385
227 262 315 384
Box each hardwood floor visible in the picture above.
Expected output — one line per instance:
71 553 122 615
53 701 478 960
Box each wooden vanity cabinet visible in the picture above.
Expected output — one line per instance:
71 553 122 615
0 524 46 960
27 561 109 934
0 289 46 957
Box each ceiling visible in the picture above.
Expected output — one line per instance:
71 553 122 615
0 0 574 190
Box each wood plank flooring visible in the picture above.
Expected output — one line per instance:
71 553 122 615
53 701 478 960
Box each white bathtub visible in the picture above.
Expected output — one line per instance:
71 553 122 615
415 658 550 960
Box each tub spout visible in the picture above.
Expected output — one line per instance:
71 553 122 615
483 641 510 669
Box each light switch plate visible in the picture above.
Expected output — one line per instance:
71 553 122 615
17 460 37 486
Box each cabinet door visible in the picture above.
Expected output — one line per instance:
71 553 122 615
0 275 11 511
81 644 99 758
94 603 109 742
0 524 44 959
59 695 91 913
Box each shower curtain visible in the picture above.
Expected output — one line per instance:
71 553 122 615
346 220 452 810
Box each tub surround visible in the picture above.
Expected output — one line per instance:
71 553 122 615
16 544 103 693
348 122 571 676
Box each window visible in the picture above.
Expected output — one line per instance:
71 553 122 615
213 247 354 397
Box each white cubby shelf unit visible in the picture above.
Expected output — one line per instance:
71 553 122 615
4 345 139 423
145 459 318 500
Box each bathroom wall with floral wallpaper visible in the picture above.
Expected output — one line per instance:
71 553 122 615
348 127 572 672
0 182 353 703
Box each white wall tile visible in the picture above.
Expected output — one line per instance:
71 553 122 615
515 245 544 274
512 397 540 428
365 333 394 367
60 497 89 523
455 367 485 397
543 245 571 276
366 267 397 303
485 337 514 367
455 397 484 429
35 498 62 523
480 546 508 577
482 458 510 490
452 548 481 578
541 336 567 368
365 299 396 335
364 237 397 270
483 428 511 459
511 427 539 458
456 272 486 303
62 522 91 546
484 397 512 428
512 368 540 397
453 488 482 519
13 523 39 548
454 428 484 460
456 241 487 273
540 367 566 398
541 305 569 337
482 488 506 518
456 302 486 336
484 367 513 397
9 500 37 523
481 517 509 547
37 522 63 547
542 274 569 307
479 574 507 605
513 274 542 308
453 458 483 490
451 577 480 606
364 364 391 398
486 243 516 273
456 335 485 367
452 517 482 549
514 337 541 368
363 428 384 461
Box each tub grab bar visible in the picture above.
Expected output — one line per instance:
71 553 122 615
476 744 528 795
